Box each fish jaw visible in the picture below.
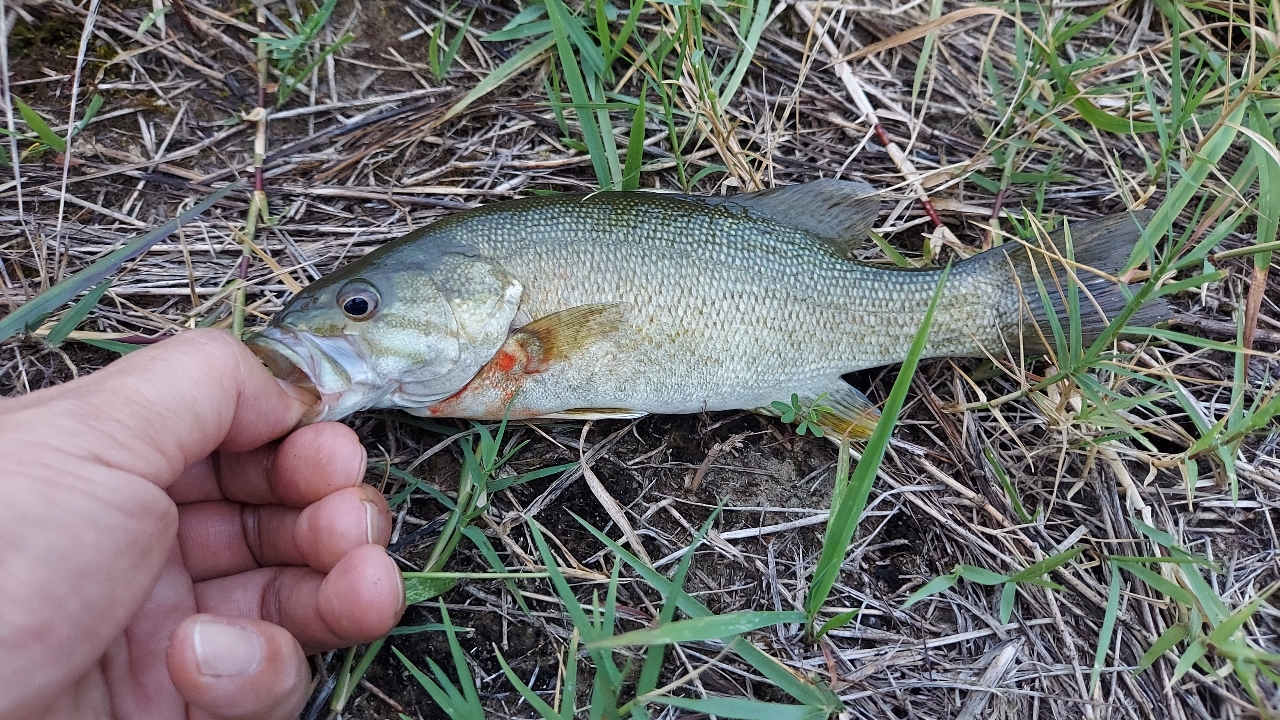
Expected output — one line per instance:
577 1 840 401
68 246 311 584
244 327 388 423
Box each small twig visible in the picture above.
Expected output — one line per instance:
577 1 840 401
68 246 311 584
578 422 653 566
358 678 405 713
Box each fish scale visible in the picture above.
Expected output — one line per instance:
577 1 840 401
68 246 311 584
245 180 1169 435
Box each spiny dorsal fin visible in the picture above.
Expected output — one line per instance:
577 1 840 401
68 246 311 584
675 179 882 257
514 302 628 371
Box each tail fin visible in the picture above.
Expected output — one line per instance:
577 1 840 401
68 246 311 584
1003 211 1171 353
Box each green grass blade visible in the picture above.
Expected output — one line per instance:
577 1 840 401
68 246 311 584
1139 623 1189 671
650 696 828 720
45 279 113 346
462 526 531 614
909 0 944 106
563 630 579 720
1072 96 1159 135
634 506 721 702
1105 555 1218 567
1134 327 1245 354
495 650 563 719
489 461 577 493
72 94 104 139
1207 586 1277 647
80 338 141 355
0 183 239 343
902 570 960 608
1090 561 1123 694
590 81 623 188
804 264 952 621
393 645 482 718
868 231 913 268
719 0 772 107
622 93 646 191
438 601 482 709
1114 561 1196 608
441 9 475 81
1008 548 1083 583
1171 637 1209 683
984 446 1032 523
576 517 840 710
330 638 385 713
1126 102 1248 269
136 6 168 35
277 33 352 105
999 582 1017 624
403 574 456 604
591 611 805 649
389 623 456 635
13 95 65 152
1247 102 1279 254
439 34 556 125
484 19 552 42
529 520 599 641
956 565 1009 585
607 0 643 66
544 0 612 187
811 610 859 642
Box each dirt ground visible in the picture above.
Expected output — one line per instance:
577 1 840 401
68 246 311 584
2 0 1279 718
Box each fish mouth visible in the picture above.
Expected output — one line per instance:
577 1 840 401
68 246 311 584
248 336 317 392
244 327 368 423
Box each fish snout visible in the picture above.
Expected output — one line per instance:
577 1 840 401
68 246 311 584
243 327 381 424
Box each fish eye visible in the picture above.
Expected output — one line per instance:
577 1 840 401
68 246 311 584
337 281 380 321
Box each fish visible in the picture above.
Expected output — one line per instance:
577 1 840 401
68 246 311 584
244 179 1170 437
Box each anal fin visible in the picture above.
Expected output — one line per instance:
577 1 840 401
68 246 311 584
758 381 881 441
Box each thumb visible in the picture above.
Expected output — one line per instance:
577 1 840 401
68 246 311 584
168 615 311 720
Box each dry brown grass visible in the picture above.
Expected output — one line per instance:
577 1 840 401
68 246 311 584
2 0 1279 718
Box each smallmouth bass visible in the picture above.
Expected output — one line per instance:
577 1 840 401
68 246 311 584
246 179 1169 436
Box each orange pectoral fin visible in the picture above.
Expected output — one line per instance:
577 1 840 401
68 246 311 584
514 303 627 372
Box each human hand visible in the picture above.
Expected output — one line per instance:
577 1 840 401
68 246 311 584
0 329 405 720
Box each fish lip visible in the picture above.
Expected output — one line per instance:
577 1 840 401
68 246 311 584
244 327 359 423
245 330 317 393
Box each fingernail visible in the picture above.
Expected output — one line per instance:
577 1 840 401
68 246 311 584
276 377 319 406
396 567 407 614
193 620 263 677
354 443 369 482
363 500 382 545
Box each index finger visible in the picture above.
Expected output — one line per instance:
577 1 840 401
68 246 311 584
6 329 317 489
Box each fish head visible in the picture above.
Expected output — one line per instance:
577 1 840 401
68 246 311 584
245 247 523 423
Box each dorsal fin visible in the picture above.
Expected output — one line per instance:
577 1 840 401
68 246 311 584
674 179 882 257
